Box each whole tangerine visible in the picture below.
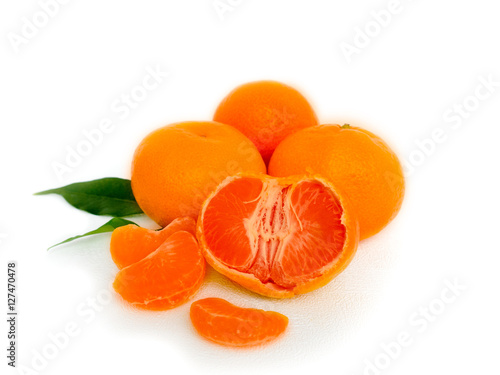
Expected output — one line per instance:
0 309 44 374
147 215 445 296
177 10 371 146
131 121 266 227
213 80 318 164
269 124 405 240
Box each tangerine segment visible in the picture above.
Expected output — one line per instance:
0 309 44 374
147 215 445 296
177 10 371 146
113 231 205 310
197 174 359 298
110 217 196 269
190 298 288 347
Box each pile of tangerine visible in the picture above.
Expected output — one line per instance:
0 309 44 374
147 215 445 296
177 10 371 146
110 80 405 347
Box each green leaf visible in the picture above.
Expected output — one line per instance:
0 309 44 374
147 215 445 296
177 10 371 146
35 178 143 217
48 217 138 250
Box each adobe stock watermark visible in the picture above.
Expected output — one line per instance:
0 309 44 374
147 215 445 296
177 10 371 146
256 107 297 147
212 299 281 343
212 0 243 21
402 74 499 177
51 64 169 181
339 0 414 63
7 0 71 54
360 278 466 375
16 288 112 375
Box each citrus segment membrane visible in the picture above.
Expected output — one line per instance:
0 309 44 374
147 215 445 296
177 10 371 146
190 298 288 347
198 174 357 297
113 231 205 310
110 216 196 269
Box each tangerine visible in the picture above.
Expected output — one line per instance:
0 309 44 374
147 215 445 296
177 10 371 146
269 124 405 240
197 173 359 298
131 121 266 227
213 81 318 164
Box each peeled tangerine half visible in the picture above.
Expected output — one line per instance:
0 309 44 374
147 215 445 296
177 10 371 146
190 298 288 347
197 174 359 298
113 231 205 310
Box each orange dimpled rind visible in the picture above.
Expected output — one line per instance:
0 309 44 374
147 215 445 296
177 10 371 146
131 121 266 227
269 123 405 240
213 80 319 164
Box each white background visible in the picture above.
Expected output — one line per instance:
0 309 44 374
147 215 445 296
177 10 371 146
1 1 500 374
